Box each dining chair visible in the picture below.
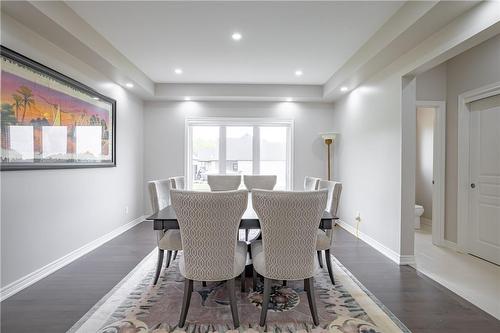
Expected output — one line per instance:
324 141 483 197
207 175 241 191
148 179 183 285
251 189 328 326
304 176 321 191
170 189 248 328
243 175 277 191
169 176 185 190
316 180 342 285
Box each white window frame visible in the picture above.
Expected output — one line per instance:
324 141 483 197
185 117 294 190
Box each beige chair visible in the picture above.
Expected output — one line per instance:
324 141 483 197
243 175 277 191
148 179 183 285
316 180 342 285
169 176 185 190
207 175 241 191
170 189 248 328
251 189 328 326
304 176 321 191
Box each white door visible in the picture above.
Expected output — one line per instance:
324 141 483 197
468 105 500 265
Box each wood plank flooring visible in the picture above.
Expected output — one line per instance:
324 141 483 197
1 222 499 332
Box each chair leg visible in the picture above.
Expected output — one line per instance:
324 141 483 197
252 267 258 290
325 249 335 285
178 279 193 327
173 250 178 261
240 270 246 292
245 229 250 242
153 249 164 285
283 280 287 286
317 251 324 269
259 277 272 326
227 278 240 328
202 281 207 287
304 279 309 292
165 250 172 268
304 277 319 326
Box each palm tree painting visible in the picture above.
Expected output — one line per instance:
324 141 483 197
1 46 116 170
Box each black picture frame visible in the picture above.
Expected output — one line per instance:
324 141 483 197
1 46 116 170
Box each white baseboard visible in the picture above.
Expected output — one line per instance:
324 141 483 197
337 220 415 266
441 239 459 251
421 217 432 227
0 215 147 302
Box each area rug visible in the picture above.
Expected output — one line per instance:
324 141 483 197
68 251 411 333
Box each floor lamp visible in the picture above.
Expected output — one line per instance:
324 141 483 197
320 133 337 181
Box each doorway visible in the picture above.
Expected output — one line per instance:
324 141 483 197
457 83 500 265
415 101 446 246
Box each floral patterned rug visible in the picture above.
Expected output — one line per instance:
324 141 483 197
68 250 410 333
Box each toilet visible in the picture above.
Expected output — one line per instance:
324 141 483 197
415 204 424 229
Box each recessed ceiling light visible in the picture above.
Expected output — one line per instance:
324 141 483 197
184 97 191 101
125 82 134 88
295 70 303 77
175 68 183 75
340 86 349 92
286 97 293 102
92 97 99 101
232 32 242 41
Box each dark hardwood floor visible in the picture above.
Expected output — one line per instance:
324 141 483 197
1 222 499 332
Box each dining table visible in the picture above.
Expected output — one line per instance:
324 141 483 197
147 197 338 231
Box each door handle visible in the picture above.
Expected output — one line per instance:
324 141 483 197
471 183 476 189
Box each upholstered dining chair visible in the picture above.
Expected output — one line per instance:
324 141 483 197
207 175 241 191
251 189 328 326
170 189 248 328
169 176 185 190
148 179 183 285
304 176 321 191
243 175 277 191
316 180 342 285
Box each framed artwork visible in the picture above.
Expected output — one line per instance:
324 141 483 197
1 46 116 170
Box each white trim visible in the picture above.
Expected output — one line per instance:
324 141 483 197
457 81 500 253
421 217 432 227
0 215 147 302
337 220 415 265
416 100 446 247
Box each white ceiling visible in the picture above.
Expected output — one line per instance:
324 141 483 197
67 1 404 85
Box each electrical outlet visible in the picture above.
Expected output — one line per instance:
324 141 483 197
125 206 129 215
355 211 361 222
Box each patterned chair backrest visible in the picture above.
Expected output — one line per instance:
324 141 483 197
169 176 185 190
318 180 342 217
252 189 327 280
207 175 241 191
170 190 248 281
148 179 172 213
303 176 321 191
243 175 277 191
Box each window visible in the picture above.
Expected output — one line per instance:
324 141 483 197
187 118 293 190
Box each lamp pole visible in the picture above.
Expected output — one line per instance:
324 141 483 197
325 138 332 181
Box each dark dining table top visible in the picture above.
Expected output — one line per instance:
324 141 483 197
148 204 337 230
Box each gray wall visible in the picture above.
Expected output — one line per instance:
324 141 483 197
416 107 435 220
143 101 334 212
1 14 145 287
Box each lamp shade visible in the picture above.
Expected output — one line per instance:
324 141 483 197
320 132 338 141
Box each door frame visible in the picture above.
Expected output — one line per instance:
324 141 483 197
416 100 446 247
457 81 500 252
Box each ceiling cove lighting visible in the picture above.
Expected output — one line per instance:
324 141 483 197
286 97 293 102
295 70 303 77
231 32 242 41
340 86 349 92
174 68 183 74
92 97 100 101
184 97 191 101
125 82 134 88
